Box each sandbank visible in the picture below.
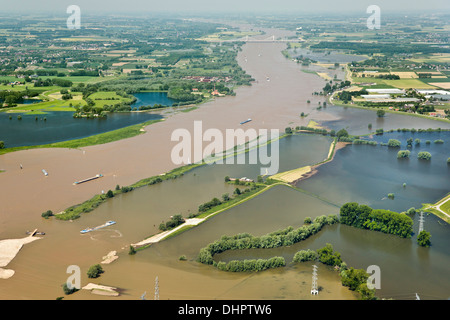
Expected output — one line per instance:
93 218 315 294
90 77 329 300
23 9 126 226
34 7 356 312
0 235 41 279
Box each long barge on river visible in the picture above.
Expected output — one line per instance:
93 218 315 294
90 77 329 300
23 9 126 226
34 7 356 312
80 220 116 234
73 174 103 185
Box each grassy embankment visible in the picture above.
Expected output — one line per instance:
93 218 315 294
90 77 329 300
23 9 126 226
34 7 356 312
54 130 285 221
56 161 203 221
421 193 450 224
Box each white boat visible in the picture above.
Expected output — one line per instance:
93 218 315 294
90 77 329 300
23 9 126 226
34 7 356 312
42 169 48 176
80 220 116 234
240 118 252 125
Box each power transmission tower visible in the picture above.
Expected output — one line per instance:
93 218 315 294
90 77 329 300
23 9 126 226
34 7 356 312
418 211 425 234
154 276 159 300
311 265 319 295
140 291 146 300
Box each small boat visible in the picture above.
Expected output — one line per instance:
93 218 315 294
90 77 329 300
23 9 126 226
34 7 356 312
80 220 116 234
80 227 93 234
240 118 252 125
104 220 116 227
26 230 45 235
42 169 48 176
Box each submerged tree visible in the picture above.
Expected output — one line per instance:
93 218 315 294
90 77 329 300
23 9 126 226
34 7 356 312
417 151 431 160
87 264 104 278
417 230 431 247
397 150 411 158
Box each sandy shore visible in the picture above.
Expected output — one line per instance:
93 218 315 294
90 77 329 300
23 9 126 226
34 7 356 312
132 218 204 248
101 251 118 264
0 235 41 279
82 283 119 296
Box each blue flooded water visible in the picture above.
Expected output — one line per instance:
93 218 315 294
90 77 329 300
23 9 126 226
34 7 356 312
297 131 450 212
131 91 177 109
0 111 163 148
0 91 174 148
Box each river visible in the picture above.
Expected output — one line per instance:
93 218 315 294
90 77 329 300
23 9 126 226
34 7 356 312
0 26 449 300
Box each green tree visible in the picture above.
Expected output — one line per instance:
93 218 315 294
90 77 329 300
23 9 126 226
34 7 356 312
285 127 293 134
336 128 349 139
222 193 230 202
357 282 377 300
417 151 431 160
293 249 318 262
316 243 342 266
129 245 136 255
417 230 431 247
0 141 4 149
106 190 114 198
397 150 410 158
41 210 54 219
376 109 385 117
62 282 78 295
341 267 369 291
87 264 104 278
387 139 401 147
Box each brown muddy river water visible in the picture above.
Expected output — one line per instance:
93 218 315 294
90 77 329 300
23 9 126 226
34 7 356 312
1 32 449 300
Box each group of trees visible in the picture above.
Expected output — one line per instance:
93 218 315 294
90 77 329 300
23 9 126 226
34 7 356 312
397 150 411 158
293 249 318 262
216 257 286 272
293 243 376 300
159 214 185 231
198 197 222 213
87 264 104 278
322 80 351 95
336 89 368 103
376 74 400 80
417 151 432 160
417 230 432 247
340 267 376 300
34 77 73 88
197 214 339 266
387 139 402 147
138 103 167 111
41 210 54 219
317 243 343 266
339 202 413 238
293 244 343 267
0 90 40 107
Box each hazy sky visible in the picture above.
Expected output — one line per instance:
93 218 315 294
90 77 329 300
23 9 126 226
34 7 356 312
4 0 450 15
